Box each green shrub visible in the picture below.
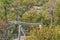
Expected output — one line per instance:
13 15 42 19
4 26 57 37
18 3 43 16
25 27 59 40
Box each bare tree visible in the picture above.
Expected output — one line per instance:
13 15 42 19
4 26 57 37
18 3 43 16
46 0 56 28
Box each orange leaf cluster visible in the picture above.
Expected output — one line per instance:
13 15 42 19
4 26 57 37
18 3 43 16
0 19 8 30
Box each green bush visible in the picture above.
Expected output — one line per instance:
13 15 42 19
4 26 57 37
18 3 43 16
25 27 59 40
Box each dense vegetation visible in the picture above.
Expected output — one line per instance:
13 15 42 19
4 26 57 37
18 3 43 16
0 0 60 40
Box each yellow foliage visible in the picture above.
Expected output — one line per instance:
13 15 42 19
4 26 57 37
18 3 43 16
25 27 58 40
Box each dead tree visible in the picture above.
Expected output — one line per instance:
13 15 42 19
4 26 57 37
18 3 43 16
46 0 56 28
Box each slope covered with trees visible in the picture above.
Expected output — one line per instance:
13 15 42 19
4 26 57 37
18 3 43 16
0 0 60 40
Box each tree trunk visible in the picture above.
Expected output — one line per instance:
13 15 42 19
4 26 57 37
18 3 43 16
4 6 7 22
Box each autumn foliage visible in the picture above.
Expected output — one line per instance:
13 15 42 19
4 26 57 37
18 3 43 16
0 19 8 30
25 27 58 40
